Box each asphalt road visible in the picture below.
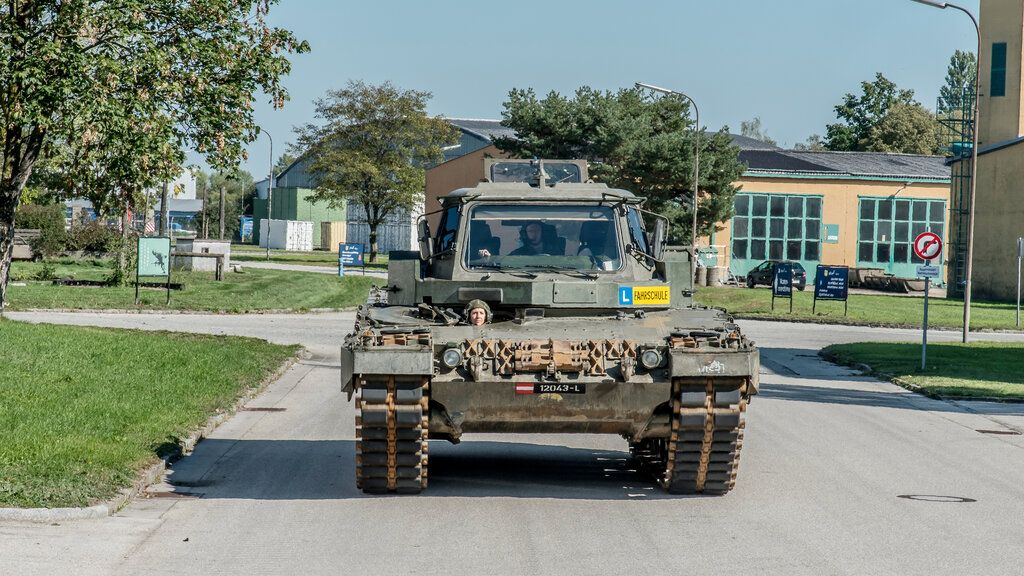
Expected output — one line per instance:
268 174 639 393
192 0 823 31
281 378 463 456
3 312 1024 575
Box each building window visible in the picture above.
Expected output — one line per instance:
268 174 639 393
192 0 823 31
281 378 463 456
857 197 945 266
732 193 822 264
991 42 1007 98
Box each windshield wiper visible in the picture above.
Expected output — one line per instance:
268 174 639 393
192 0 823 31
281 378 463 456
522 264 599 279
471 263 537 278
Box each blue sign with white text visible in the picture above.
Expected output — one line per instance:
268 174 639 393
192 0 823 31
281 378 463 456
815 265 849 300
339 243 364 266
772 263 793 298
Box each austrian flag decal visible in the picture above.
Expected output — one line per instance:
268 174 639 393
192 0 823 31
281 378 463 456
515 383 534 394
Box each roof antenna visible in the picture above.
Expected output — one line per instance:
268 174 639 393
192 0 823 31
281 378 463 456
528 157 549 187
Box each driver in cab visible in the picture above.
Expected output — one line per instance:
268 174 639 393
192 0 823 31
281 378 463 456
510 222 560 256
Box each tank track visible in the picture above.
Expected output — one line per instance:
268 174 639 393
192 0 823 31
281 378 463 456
632 377 748 494
355 375 429 494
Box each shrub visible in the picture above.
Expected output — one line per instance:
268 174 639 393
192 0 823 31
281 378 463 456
16 204 69 258
69 220 120 253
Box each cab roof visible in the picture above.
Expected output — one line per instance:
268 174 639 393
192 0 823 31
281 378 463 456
442 181 643 204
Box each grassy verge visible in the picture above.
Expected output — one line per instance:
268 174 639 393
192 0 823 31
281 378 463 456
231 247 389 270
822 341 1024 399
6 258 378 312
695 286 1022 332
0 320 300 508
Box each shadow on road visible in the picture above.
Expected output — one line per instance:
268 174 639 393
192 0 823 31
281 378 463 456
163 438 712 501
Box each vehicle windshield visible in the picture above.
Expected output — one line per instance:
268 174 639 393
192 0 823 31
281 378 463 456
464 204 621 271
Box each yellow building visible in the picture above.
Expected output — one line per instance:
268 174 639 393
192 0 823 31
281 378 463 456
723 140 949 283
945 0 1024 301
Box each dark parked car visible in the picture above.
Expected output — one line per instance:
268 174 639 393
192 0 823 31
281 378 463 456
745 260 807 290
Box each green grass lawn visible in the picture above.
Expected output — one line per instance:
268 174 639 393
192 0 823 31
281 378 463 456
0 319 299 508
6 258 378 312
822 341 1024 399
231 247 389 270
694 285 1021 332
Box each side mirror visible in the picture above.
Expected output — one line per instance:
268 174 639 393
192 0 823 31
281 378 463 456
651 219 666 260
417 219 434 261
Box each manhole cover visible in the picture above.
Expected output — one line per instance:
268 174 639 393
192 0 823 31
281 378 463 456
897 494 976 503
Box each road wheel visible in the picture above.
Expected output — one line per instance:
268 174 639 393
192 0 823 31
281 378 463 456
746 277 755 289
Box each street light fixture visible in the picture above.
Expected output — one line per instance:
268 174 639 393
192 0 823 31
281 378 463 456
635 82 701 263
909 0 980 343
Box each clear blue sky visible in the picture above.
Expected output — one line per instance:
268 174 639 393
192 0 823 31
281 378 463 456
219 0 981 179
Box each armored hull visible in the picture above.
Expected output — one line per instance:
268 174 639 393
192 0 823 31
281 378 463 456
341 159 759 494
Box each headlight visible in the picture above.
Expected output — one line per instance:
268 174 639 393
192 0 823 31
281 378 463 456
441 348 463 369
640 348 662 370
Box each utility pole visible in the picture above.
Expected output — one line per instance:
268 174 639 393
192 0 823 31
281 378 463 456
201 181 208 239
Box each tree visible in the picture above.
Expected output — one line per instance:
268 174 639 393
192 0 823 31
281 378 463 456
293 81 460 262
938 50 977 113
824 73 917 151
0 2 308 311
274 151 297 176
793 134 825 151
197 169 255 240
740 117 777 146
863 103 941 155
494 86 746 244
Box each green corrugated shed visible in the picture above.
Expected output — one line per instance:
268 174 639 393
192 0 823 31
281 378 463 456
252 187 346 247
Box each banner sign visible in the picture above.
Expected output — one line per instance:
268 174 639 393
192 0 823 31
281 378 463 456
240 217 254 241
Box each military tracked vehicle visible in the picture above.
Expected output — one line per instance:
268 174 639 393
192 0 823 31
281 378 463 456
340 159 759 494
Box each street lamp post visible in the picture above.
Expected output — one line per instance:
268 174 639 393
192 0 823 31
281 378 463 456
635 82 701 265
910 0 980 343
263 130 274 262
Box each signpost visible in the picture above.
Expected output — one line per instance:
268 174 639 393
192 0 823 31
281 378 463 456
771 263 793 312
813 265 849 315
136 236 171 305
913 232 944 370
338 243 365 276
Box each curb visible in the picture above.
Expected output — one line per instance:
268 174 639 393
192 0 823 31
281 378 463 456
0 350 306 522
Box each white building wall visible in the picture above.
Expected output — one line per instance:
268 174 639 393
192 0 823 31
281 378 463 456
345 201 421 254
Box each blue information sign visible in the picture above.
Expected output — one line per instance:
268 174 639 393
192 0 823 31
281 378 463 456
339 243 364 265
771 263 793 312
338 243 365 276
814 266 848 300
813 265 849 315
772 263 793 297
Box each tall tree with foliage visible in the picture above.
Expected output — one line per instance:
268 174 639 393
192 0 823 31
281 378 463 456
863 103 941 155
197 169 255 240
495 86 746 244
793 134 825 151
824 73 918 151
938 49 977 113
0 2 308 311
740 117 777 146
293 81 460 262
